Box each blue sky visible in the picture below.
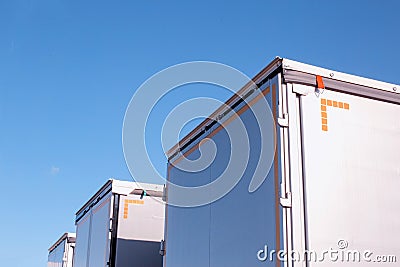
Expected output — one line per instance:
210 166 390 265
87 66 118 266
1 0 399 266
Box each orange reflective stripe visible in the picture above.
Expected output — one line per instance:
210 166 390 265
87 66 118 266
123 199 144 219
320 98 350 132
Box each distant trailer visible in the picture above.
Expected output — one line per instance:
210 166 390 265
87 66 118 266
73 179 165 267
163 58 400 266
48 232 76 267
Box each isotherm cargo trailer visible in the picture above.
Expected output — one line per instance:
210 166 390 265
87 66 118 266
163 58 400 267
48 232 76 267
73 179 165 267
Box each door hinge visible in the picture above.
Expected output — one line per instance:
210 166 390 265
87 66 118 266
280 192 292 208
109 218 113 232
159 240 166 256
162 185 167 202
277 113 289 127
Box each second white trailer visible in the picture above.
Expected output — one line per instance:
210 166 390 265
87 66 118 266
163 58 400 267
48 232 76 267
73 179 165 267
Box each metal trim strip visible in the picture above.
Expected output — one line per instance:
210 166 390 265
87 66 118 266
48 233 75 252
75 184 112 223
108 194 120 267
283 70 400 104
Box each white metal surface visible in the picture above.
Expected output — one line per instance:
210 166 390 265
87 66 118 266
295 84 400 266
117 194 165 242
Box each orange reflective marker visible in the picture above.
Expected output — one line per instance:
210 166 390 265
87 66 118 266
123 199 144 219
320 98 350 132
316 75 325 89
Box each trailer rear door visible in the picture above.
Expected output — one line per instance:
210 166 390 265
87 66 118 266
297 84 400 266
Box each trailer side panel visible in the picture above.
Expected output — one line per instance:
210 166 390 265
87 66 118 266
165 77 283 267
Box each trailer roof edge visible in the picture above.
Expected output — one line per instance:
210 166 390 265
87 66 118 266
281 58 400 94
48 232 76 252
166 57 400 161
75 179 164 218
166 56 283 160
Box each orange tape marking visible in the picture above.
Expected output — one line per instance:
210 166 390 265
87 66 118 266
320 98 350 132
123 199 144 219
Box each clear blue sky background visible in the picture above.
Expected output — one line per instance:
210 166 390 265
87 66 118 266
1 1 399 266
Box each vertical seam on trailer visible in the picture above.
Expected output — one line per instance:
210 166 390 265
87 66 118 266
281 80 292 267
109 194 120 267
164 165 170 267
208 166 211 267
86 211 92 267
272 84 281 267
298 96 310 267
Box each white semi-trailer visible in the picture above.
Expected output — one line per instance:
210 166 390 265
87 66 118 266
163 58 400 266
73 179 165 267
48 232 76 267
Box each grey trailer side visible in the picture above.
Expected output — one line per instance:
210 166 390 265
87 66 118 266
163 58 400 267
164 58 285 267
48 232 76 267
73 179 165 267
